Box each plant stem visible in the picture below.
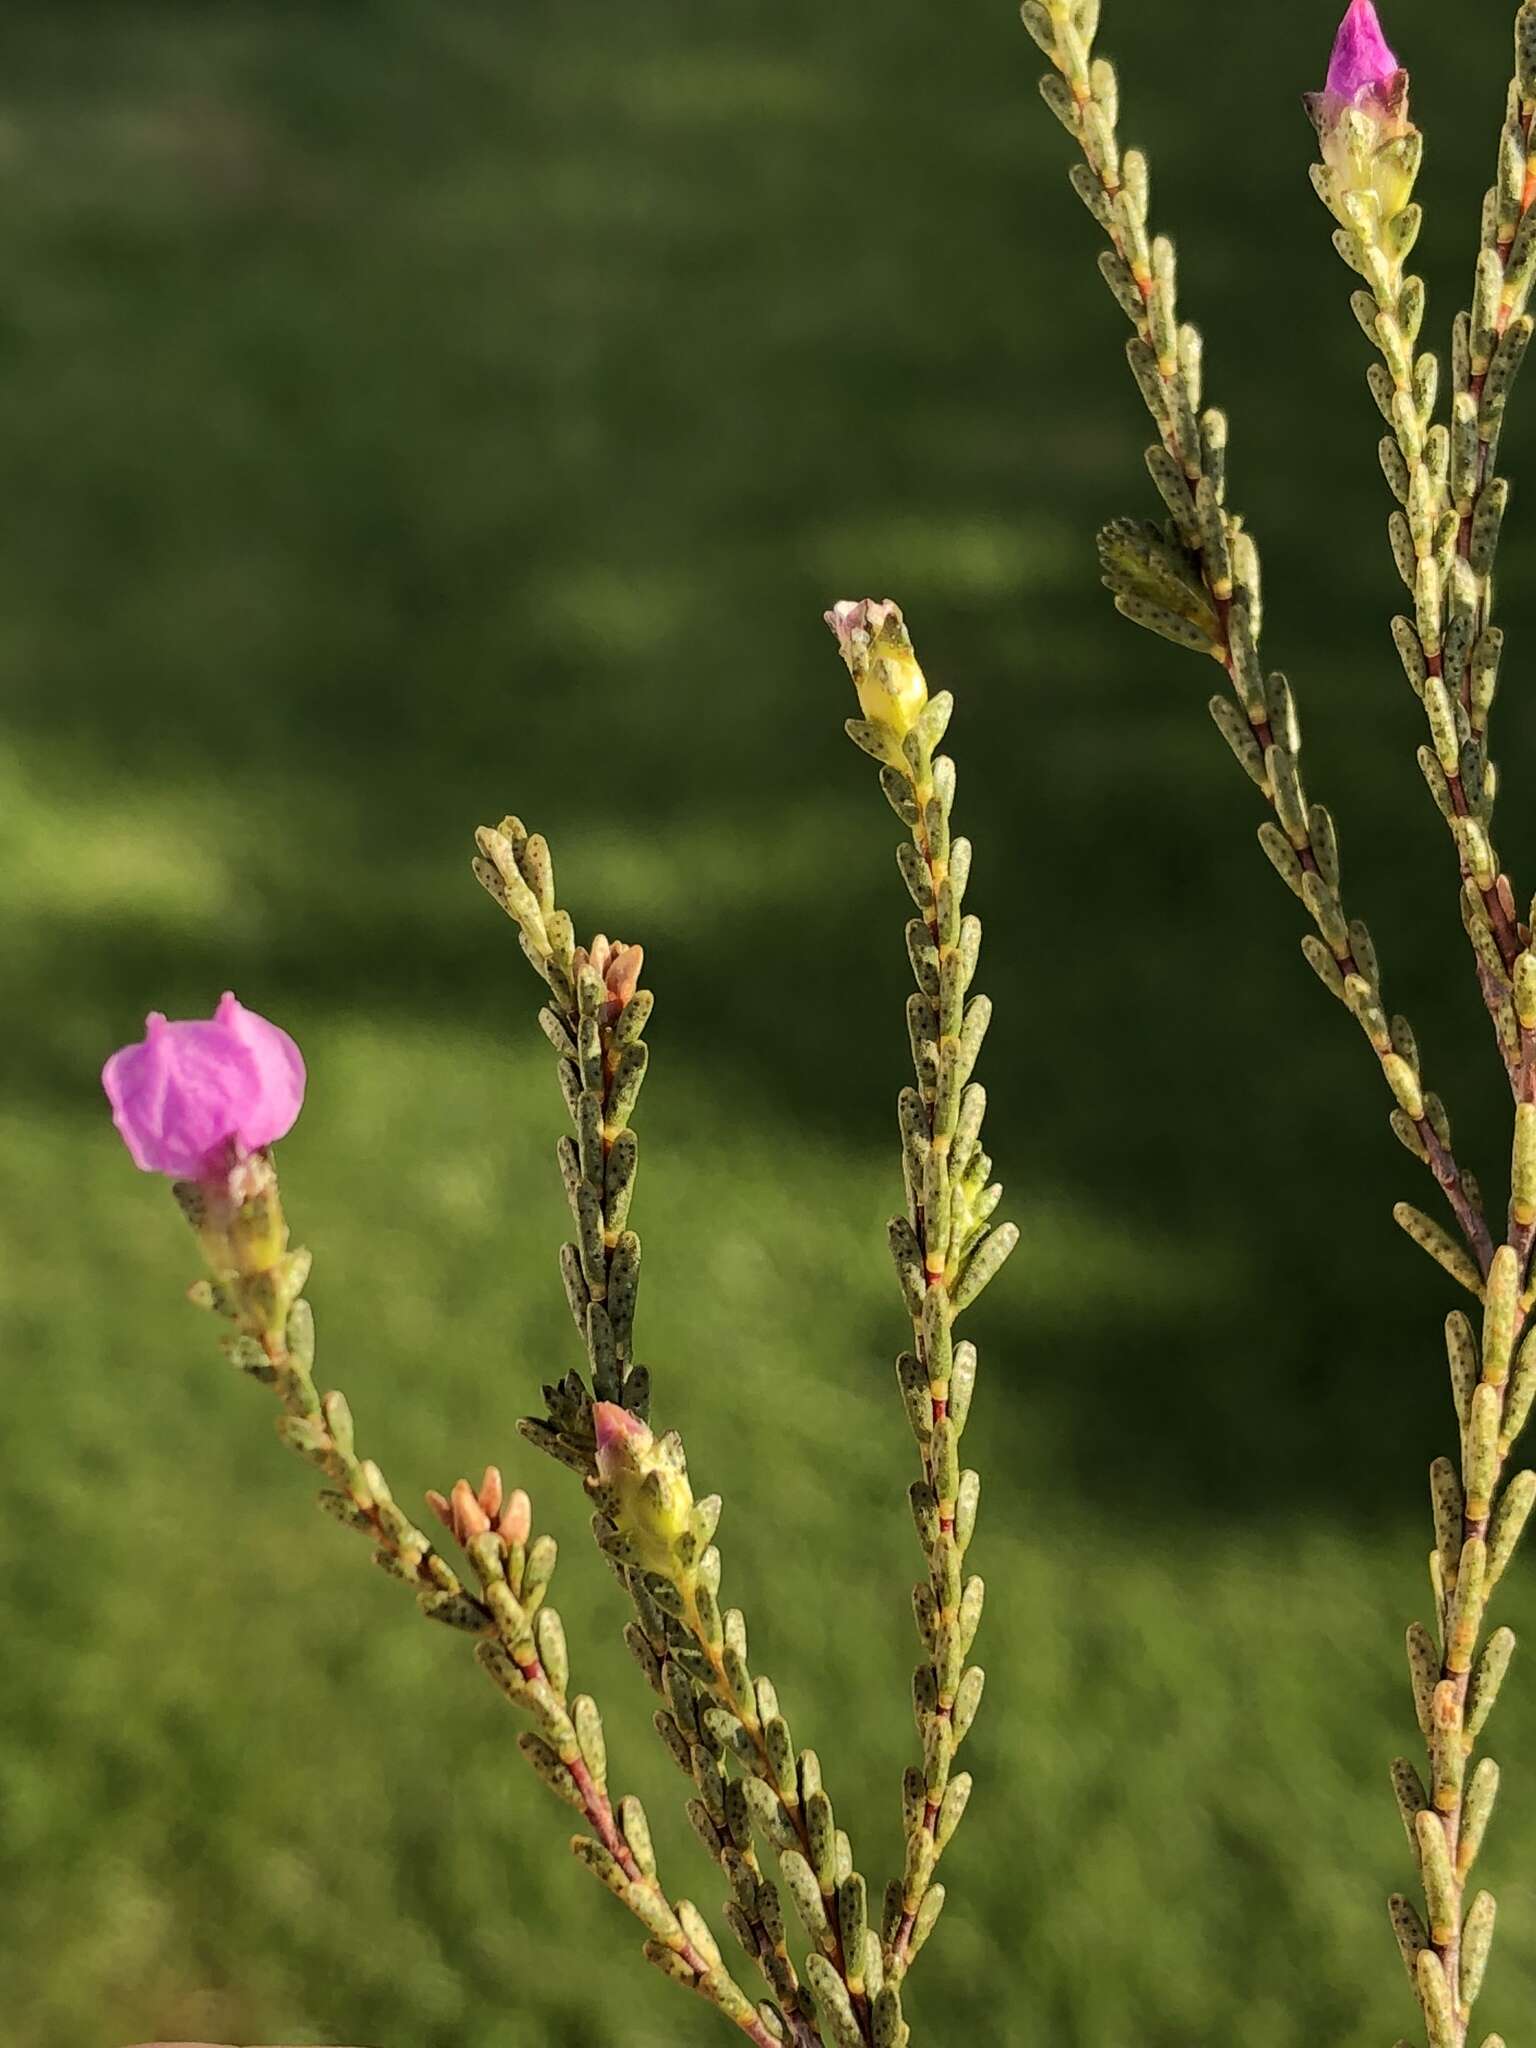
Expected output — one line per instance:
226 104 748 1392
1026 0 1491 1271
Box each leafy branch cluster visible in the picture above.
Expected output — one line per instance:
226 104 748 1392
1024 2 1536 2041
151 619 1013 2048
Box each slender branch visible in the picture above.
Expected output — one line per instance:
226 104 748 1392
1417 46 1536 1986
174 1159 781 2047
1313 32 1536 1078
474 816 888 2046
609 1560 836 2048
463 1528 786 2048
1023 0 1491 1272
1308 13 1536 2042
470 814 652 1456
830 603 1012 1991
1024 3 1536 2041
1396 1231 1534 2048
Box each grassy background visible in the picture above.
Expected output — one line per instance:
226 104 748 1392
5 0 1536 2042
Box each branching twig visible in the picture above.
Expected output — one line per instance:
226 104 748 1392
829 602 1014 1990
473 816 895 2047
1023 0 1491 1281
175 1161 780 2047
1023 3 1536 2040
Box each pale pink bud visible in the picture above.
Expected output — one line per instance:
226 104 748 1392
592 1400 653 1482
582 933 614 980
448 1478 491 1543
102 993 305 1180
604 942 644 1016
826 596 902 650
497 1486 532 1548
573 936 645 1023
477 1464 504 1523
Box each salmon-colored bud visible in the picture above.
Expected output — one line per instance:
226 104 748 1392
449 1477 491 1543
477 1464 504 1522
430 1470 532 1549
579 933 620 988
573 936 645 1023
497 1486 533 1548
605 943 644 1015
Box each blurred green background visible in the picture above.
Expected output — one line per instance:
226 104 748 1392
5 1 1536 2043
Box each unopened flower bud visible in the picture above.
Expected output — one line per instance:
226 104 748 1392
1327 0 1398 106
428 1467 534 1549
450 1478 492 1542
592 1399 652 1481
572 936 645 1023
825 598 929 737
591 1401 695 1577
1305 2 1417 224
498 1486 533 1548
477 1464 504 1523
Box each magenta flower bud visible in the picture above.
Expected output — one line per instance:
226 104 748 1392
1326 0 1398 105
102 992 305 1179
1306 0 1414 217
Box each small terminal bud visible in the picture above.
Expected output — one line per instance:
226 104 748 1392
1325 1 1399 107
826 598 930 737
1305 2 1418 224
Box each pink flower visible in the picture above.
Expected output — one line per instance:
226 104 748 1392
102 992 305 1179
1325 1 1398 106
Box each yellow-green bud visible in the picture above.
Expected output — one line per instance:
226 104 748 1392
825 598 929 737
591 1401 695 1577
